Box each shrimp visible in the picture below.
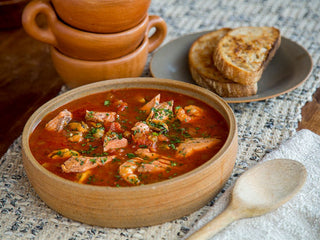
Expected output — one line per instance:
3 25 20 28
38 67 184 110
45 109 72 132
175 105 204 123
119 159 141 185
119 156 173 185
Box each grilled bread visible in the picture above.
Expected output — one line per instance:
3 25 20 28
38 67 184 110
188 28 258 98
213 26 281 85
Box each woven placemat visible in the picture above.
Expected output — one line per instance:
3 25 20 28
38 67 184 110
1 0 320 239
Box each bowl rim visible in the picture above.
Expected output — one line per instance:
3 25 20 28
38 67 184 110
52 12 149 38
22 77 237 192
50 33 148 63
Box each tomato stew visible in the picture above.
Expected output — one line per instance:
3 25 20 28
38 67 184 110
29 89 229 187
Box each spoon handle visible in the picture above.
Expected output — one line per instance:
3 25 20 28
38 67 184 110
187 206 237 240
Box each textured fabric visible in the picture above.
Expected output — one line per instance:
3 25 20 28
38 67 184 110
184 129 320 239
1 0 320 239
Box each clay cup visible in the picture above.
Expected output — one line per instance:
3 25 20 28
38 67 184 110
50 28 167 88
22 0 166 61
51 0 151 33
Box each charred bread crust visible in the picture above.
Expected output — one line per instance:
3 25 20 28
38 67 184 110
213 27 281 85
189 66 257 97
188 28 257 98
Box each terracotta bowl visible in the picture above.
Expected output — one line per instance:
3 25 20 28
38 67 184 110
21 78 238 228
22 0 166 60
50 29 166 88
51 0 151 33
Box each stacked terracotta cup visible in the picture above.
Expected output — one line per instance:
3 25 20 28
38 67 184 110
22 0 167 88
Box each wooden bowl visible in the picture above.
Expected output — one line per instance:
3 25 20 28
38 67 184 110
50 29 166 88
22 0 166 61
51 0 151 33
21 78 238 228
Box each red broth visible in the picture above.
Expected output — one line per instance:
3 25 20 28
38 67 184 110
29 89 229 187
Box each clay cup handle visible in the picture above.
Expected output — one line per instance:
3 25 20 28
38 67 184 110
147 15 167 53
22 0 58 46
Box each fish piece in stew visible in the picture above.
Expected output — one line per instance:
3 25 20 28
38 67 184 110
135 148 173 161
114 99 128 112
45 109 72 132
131 122 157 149
119 157 172 185
103 132 128 152
85 110 117 123
140 94 160 114
147 100 174 132
176 137 222 158
61 155 116 173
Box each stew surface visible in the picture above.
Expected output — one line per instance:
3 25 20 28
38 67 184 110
29 89 229 187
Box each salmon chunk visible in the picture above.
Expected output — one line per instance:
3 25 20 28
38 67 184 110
119 157 172 185
45 109 72 132
137 158 171 173
114 99 128 112
131 122 150 134
134 148 174 173
85 110 117 123
147 100 174 132
103 132 128 152
140 94 160 114
109 122 125 133
135 148 173 161
176 137 221 158
61 155 115 173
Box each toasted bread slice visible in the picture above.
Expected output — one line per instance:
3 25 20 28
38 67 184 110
189 28 257 98
213 26 281 85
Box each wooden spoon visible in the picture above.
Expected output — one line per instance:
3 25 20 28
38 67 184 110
187 158 307 240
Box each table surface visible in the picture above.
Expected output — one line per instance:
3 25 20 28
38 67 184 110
0 27 319 158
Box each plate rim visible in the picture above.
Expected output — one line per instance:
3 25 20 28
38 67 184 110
149 30 313 103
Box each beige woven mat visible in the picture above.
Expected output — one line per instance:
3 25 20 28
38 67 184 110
1 0 320 239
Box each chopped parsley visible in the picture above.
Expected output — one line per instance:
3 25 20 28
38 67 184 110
127 153 136 159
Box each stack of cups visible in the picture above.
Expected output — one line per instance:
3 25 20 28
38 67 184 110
22 0 167 88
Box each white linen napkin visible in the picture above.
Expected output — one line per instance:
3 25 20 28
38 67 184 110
183 129 320 239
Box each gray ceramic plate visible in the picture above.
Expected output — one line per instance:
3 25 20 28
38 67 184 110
150 31 313 103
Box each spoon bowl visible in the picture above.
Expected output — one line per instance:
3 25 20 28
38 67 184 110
188 159 307 239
